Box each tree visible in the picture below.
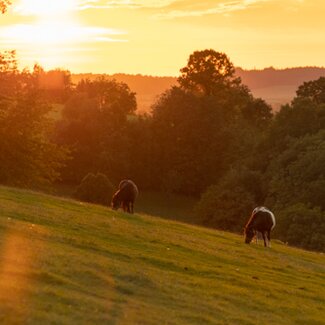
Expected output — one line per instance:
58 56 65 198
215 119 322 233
178 49 241 96
56 77 137 184
32 66 73 103
151 86 238 194
74 173 114 205
296 77 325 105
194 168 265 231
0 53 68 186
0 0 11 14
266 129 325 211
151 50 272 195
275 204 325 251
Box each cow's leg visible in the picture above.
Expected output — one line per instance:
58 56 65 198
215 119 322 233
262 232 267 247
130 201 134 214
255 231 258 245
267 230 271 248
127 202 131 213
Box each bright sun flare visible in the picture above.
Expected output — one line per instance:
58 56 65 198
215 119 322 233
2 0 125 71
16 0 77 16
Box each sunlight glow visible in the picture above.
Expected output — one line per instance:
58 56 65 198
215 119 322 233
0 23 125 45
0 21 126 70
1 0 324 74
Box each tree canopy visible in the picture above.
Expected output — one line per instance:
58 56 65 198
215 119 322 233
296 77 325 105
56 77 137 184
0 0 11 14
178 49 241 96
0 51 68 187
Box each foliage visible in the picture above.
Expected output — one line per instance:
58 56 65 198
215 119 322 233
192 68 325 250
266 130 325 210
56 77 137 183
275 204 325 251
296 76 325 105
268 100 325 143
0 52 68 187
0 0 10 14
150 51 272 195
74 172 114 205
194 168 265 231
32 65 73 103
178 49 240 96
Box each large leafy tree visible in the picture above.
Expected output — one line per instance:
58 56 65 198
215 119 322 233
178 49 241 96
296 77 325 105
151 50 272 195
57 77 137 183
0 52 68 186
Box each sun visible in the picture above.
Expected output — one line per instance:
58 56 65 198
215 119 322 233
15 0 77 16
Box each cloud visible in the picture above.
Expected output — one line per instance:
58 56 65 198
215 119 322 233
0 22 127 47
75 0 273 13
152 0 272 20
76 0 176 10
11 0 304 16
12 0 177 14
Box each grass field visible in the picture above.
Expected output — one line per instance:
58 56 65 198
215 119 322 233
0 186 324 325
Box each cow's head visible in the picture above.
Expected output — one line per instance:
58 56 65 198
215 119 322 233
244 226 254 244
111 192 121 210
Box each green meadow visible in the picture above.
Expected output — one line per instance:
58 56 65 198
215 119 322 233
0 186 324 325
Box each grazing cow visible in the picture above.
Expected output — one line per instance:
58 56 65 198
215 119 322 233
244 207 276 247
111 179 138 213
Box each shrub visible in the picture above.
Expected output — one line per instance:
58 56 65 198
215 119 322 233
195 185 255 232
75 173 114 205
194 167 265 232
275 204 325 251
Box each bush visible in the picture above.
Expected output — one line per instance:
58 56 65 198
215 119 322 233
75 173 114 205
275 204 325 251
195 185 255 232
194 167 265 232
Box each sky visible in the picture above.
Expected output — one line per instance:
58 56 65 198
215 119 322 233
0 0 324 75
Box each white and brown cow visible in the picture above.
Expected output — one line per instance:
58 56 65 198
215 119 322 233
111 179 139 214
244 207 276 247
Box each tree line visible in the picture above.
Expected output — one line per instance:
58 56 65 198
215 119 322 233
0 49 324 251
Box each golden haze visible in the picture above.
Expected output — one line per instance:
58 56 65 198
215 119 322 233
0 0 324 75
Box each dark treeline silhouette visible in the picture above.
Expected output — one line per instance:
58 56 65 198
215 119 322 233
72 67 325 113
1 49 324 251
71 73 177 114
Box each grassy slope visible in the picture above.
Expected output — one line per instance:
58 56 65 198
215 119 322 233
0 186 324 325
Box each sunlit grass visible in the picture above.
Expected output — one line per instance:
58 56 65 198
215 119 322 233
0 186 324 324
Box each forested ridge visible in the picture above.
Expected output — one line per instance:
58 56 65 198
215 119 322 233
72 66 325 113
1 49 324 251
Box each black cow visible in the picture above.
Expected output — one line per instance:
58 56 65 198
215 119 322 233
111 180 138 213
244 207 276 247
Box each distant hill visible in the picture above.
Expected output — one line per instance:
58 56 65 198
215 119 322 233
72 67 325 113
1 185 324 324
236 67 325 111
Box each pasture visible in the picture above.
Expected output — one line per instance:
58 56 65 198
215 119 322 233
0 186 324 324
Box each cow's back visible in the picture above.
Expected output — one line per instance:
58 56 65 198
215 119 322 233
119 180 138 201
250 210 275 232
